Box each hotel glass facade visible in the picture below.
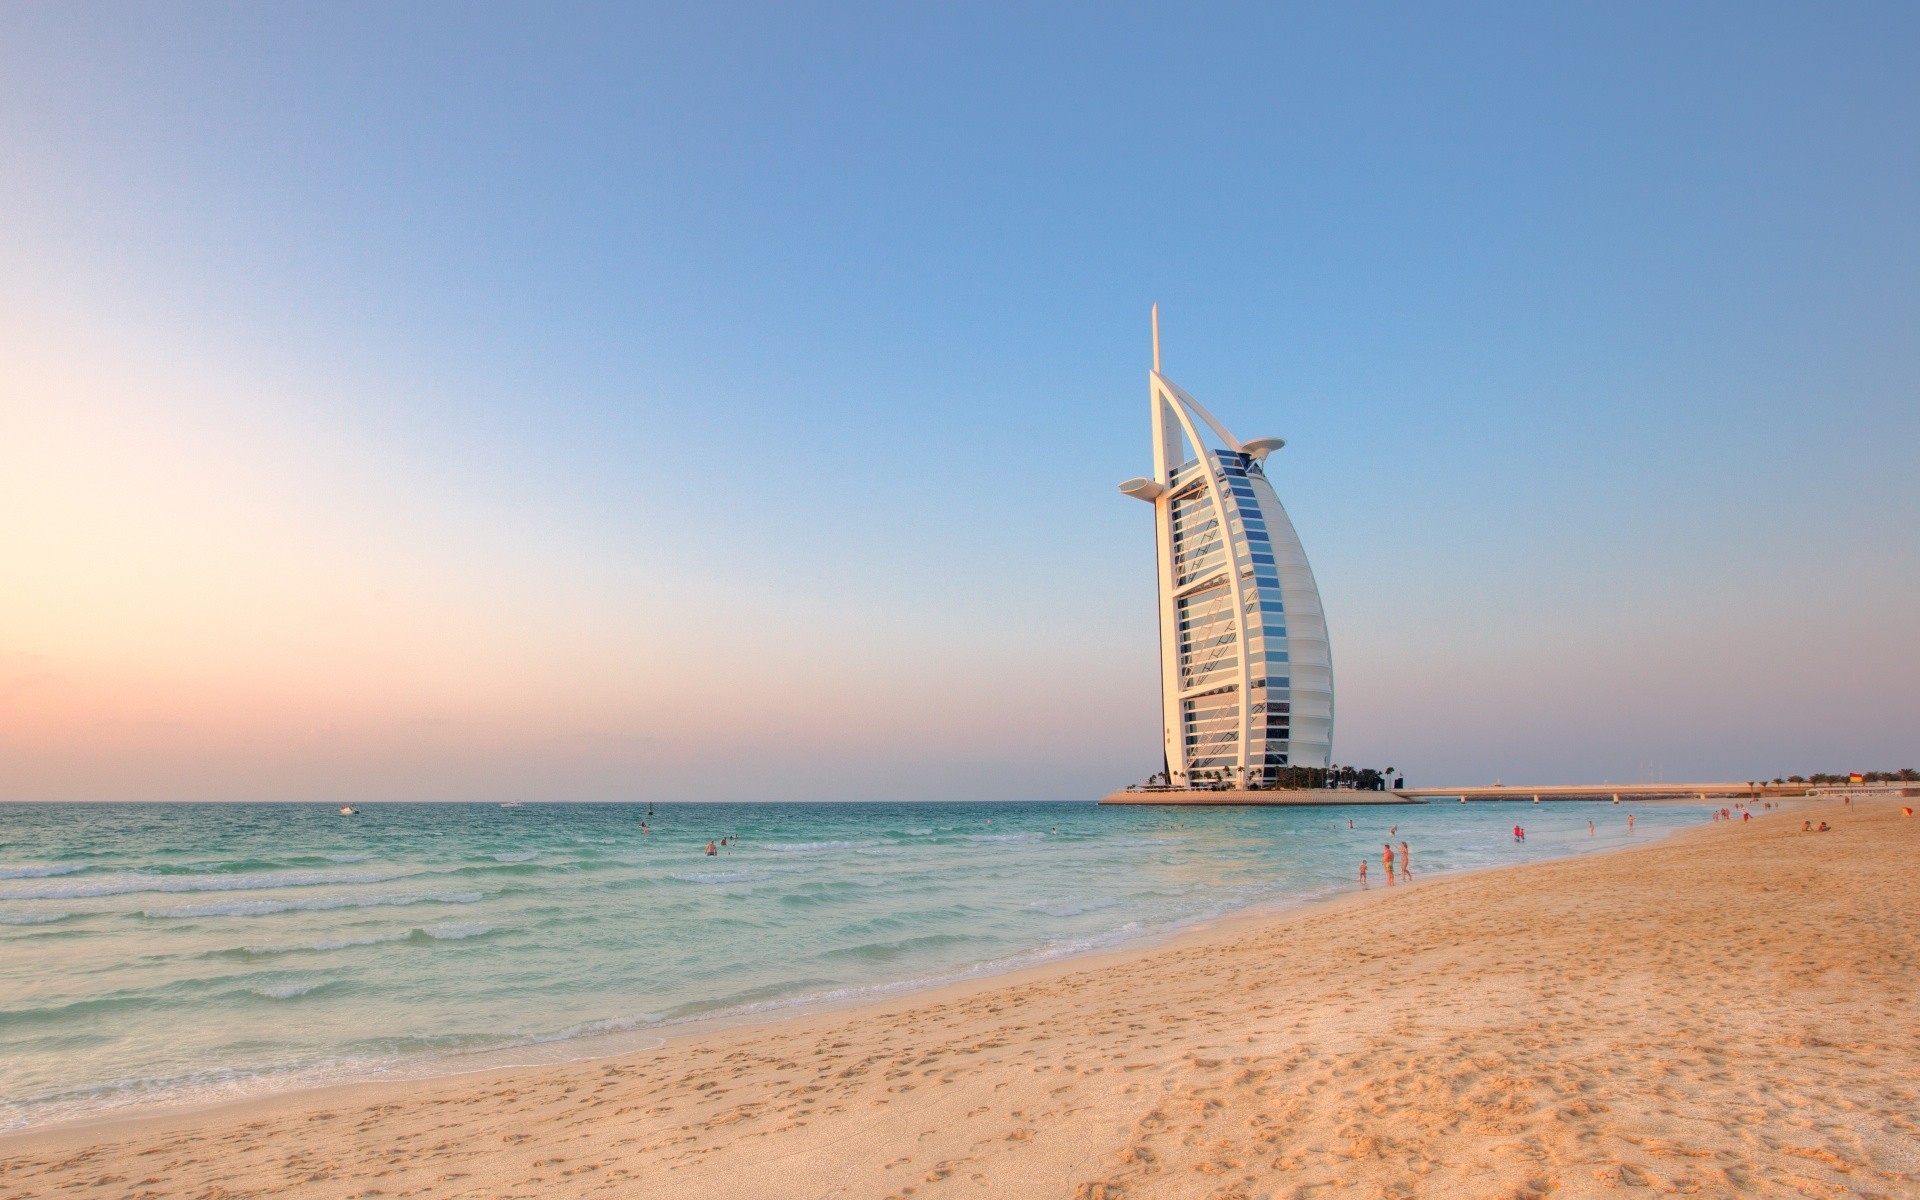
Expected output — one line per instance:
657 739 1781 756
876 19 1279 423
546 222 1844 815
1120 322 1333 785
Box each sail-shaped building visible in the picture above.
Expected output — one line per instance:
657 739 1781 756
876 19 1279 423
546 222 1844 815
1118 309 1334 786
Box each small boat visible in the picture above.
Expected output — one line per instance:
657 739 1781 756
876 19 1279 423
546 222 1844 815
499 802 523 809
339 805 360 816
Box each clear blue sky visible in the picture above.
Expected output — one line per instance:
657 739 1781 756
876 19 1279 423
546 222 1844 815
2 2 1915 800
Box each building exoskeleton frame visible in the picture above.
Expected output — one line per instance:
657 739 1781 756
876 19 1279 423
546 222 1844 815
1118 308 1334 787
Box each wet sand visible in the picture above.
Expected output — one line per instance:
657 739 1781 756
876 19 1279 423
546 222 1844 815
3 795 1914 1198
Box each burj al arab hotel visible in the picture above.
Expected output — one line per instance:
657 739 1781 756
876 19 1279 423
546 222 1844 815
1118 308 1334 786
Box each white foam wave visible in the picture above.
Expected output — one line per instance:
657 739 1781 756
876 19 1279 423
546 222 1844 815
420 923 493 940
0 868 416 902
147 891 483 919
323 853 373 863
250 979 329 999
0 864 87 880
491 852 537 863
967 833 1043 843
242 932 409 955
670 871 770 885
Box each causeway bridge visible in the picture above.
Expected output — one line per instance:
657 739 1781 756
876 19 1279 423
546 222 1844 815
1400 781 1812 803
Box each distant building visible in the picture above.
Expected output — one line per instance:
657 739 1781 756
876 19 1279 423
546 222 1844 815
1118 309 1333 785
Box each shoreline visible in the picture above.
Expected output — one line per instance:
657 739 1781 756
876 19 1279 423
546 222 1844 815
7 794 1909 1199
0 803 1715 1142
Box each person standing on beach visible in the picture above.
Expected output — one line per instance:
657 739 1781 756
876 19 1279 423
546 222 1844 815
1398 841 1410 880
1382 843 1395 885
1359 860 1369 886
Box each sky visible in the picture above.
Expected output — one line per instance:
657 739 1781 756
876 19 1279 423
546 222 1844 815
2 2 1916 802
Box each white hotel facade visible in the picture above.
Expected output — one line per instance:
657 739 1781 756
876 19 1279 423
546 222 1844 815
1118 309 1334 786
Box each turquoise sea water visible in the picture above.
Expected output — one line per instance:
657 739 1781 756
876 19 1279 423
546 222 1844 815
0 799 1707 1128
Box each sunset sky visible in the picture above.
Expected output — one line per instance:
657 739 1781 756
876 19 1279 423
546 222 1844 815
3 3 1916 801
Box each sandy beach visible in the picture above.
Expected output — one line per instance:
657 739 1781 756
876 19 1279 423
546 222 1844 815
3 795 1914 1199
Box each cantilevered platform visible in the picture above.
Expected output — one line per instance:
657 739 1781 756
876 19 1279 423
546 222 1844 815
1101 788 1421 806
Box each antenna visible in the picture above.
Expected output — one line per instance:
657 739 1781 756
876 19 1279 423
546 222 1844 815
1151 303 1161 373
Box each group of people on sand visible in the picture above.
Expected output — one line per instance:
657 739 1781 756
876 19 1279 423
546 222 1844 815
1361 840 1411 886
1802 820 1832 833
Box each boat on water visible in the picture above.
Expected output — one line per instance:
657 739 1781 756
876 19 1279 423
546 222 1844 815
338 805 360 816
499 802 523 809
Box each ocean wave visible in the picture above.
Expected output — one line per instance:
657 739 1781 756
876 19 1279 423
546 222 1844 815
509 1010 670 1046
762 840 876 853
145 891 483 919
228 922 498 957
1149 883 1211 897
670 871 770 885
0 868 417 902
816 932 977 962
967 832 1044 843
0 864 87 881
1028 896 1120 918
323 853 373 863
416 923 494 941
0 912 76 926
234 932 411 956
249 979 332 1000
490 852 538 863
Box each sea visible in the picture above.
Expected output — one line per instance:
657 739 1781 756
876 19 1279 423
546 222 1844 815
0 798 1709 1129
